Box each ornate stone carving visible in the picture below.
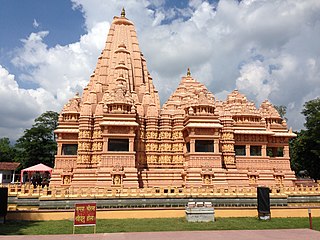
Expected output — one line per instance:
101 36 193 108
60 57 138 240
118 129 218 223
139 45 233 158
249 175 258 184
172 155 183 164
146 131 158 139
113 174 122 185
222 144 234 152
146 143 158 151
224 156 234 165
63 114 79 121
159 155 172 164
140 130 145 139
79 130 91 139
274 175 284 185
172 143 183 152
159 143 171 152
77 154 90 163
172 131 183 139
146 155 158 164
92 142 102 151
222 132 233 140
62 175 71 185
91 155 101 163
159 131 171 139
78 142 91 151
93 130 102 139
62 94 81 112
203 174 211 184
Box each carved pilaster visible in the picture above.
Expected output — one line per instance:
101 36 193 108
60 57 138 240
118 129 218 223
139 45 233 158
220 115 236 168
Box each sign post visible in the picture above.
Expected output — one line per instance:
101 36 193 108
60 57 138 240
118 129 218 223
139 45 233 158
73 203 97 234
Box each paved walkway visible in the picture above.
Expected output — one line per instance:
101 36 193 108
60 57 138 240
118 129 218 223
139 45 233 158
1 229 320 240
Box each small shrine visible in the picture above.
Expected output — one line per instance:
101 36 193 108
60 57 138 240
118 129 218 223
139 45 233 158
51 9 296 188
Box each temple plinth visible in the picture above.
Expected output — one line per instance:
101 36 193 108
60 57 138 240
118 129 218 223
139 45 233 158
51 10 296 188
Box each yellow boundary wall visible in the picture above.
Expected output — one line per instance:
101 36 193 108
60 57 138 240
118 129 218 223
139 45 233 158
7 207 320 221
3 183 320 200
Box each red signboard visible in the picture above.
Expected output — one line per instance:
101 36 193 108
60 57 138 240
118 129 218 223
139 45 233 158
74 203 97 226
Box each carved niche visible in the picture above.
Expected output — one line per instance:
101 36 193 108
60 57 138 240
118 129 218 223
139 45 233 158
203 174 212 185
113 174 122 185
62 175 72 185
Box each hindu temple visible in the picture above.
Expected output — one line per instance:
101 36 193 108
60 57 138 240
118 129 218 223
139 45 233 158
51 9 296 188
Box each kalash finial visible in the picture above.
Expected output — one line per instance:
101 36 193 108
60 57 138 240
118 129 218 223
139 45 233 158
121 7 126 18
187 68 191 76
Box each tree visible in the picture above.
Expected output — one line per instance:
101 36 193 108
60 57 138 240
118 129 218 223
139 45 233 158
0 137 16 162
290 98 320 181
33 111 59 134
274 105 287 120
15 111 59 168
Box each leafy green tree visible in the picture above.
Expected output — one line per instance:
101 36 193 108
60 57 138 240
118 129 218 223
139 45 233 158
274 105 287 120
290 98 320 181
15 111 59 168
0 137 16 162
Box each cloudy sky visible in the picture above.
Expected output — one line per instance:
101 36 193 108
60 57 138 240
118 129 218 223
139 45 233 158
0 0 320 141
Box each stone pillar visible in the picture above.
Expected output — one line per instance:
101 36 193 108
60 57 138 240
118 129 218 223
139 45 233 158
129 139 134 152
262 145 267 157
284 145 289 158
214 139 219 153
92 116 103 165
104 137 108 152
220 114 235 168
158 116 172 165
190 139 195 153
172 116 184 165
57 143 62 156
246 145 250 156
145 116 159 165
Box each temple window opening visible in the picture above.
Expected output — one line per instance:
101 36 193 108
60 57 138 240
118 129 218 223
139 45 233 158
250 145 262 156
61 144 78 155
195 140 214 152
235 145 246 156
108 139 129 152
267 147 284 157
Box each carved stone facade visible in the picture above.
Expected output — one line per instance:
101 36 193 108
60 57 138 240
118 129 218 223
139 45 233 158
51 10 296 188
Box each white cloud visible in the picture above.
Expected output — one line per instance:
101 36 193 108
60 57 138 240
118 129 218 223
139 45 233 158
236 60 279 103
0 65 43 140
12 21 109 106
33 19 40 28
2 21 109 140
1 0 320 141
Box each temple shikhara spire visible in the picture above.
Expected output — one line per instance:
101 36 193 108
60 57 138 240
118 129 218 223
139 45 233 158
51 11 296 188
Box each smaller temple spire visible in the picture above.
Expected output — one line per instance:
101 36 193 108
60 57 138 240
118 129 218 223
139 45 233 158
187 68 191 76
121 7 126 18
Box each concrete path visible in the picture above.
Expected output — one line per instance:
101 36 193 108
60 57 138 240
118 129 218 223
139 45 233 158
1 229 320 240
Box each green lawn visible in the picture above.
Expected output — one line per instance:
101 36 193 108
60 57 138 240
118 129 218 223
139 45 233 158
1 217 319 235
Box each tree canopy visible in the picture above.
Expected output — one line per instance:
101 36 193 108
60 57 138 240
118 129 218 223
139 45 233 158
15 111 59 168
290 98 320 181
274 105 287 120
0 137 16 162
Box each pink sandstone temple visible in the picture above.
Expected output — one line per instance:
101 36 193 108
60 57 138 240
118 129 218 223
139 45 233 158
51 9 296 188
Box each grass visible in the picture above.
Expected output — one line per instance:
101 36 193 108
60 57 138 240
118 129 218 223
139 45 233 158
1 217 319 235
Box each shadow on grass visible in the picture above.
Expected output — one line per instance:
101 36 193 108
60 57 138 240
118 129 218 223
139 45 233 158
0 220 73 235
